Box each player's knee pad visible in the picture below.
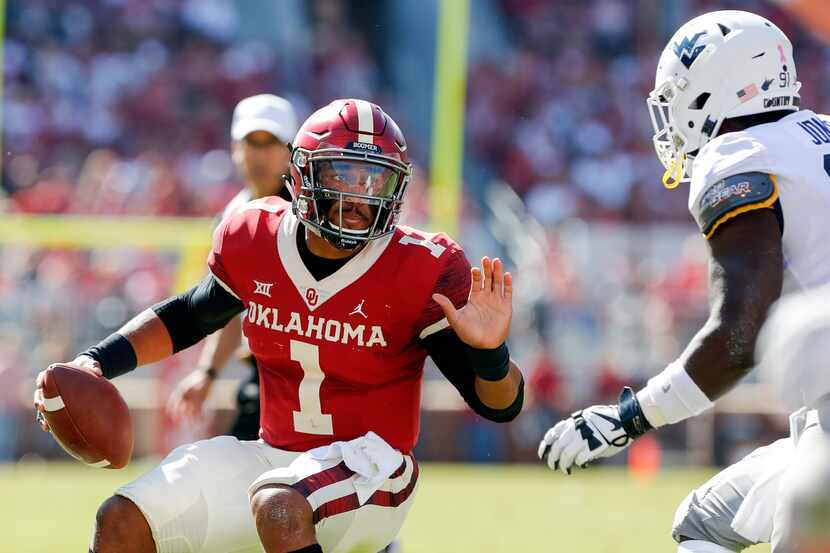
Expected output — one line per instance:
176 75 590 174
677 540 737 553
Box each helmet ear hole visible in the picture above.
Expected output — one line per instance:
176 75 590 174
688 121 695 128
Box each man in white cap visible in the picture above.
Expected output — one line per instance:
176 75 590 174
168 93 298 440
226 94 299 214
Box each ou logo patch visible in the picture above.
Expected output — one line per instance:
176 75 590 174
306 288 319 306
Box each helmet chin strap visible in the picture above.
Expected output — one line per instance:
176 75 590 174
320 219 367 251
300 220 363 252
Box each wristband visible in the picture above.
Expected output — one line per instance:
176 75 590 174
636 361 714 428
467 343 510 381
618 386 652 438
81 333 137 380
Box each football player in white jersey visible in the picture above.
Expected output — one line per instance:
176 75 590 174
537 10 830 553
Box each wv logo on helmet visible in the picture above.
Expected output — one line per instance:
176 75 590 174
673 31 707 69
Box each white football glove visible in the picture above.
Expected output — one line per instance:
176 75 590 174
537 404 634 474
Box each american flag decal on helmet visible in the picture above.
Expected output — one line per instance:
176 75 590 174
736 84 759 103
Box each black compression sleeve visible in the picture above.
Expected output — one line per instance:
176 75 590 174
152 274 245 354
421 329 523 423
82 333 137 380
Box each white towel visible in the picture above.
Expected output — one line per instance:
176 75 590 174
307 431 404 505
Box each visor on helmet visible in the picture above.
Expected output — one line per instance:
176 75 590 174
316 160 401 200
293 148 411 250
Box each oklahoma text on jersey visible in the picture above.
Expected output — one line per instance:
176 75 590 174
245 303 388 348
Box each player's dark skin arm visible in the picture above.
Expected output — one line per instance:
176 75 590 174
679 208 783 399
115 309 175 366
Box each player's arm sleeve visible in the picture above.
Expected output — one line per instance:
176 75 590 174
151 274 245 354
422 329 524 423
691 172 780 239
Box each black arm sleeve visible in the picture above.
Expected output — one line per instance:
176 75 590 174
152 274 245 354
421 329 524 423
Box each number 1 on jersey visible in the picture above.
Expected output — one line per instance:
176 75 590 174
290 339 333 435
399 235 446 258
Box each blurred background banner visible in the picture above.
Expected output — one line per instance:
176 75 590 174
4 0 827 474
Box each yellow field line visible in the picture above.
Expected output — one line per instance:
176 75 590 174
429 0 470 237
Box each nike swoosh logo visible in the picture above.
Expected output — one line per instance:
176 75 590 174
594 412 623 432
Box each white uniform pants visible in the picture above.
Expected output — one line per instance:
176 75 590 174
116 435 418 553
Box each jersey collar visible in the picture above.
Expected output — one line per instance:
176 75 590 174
277 211 394 311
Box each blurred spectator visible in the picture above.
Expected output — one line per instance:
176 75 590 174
509 348 569 454
529 351 567 416
594 356 628 404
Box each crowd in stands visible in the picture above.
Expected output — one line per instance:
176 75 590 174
2 0 819 462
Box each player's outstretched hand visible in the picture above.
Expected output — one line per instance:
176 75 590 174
33 355 102 432
167 369 214 423
433 256 512 349
537 404 633 475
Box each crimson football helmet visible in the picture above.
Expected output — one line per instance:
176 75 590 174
287 99 412 250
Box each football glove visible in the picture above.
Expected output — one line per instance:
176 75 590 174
537 387 652 474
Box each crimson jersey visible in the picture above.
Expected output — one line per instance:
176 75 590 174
208 196 471 453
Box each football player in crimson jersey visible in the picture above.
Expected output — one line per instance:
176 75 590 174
34 99 524 553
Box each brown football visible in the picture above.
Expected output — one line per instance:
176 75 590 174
41 363 133 469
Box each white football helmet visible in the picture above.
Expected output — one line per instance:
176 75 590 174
647 10 801 188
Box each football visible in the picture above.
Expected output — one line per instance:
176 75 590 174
40 364 133 469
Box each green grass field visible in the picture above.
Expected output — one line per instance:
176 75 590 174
0 461 771 553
